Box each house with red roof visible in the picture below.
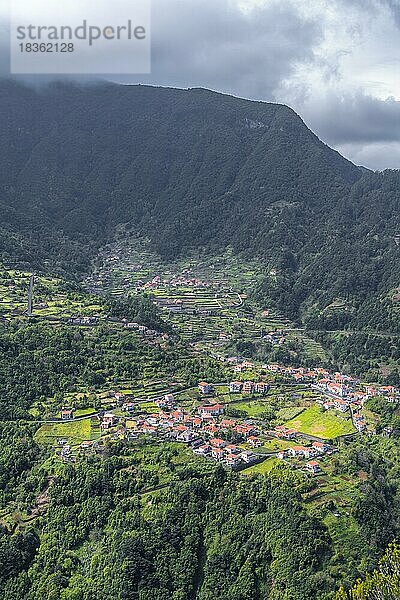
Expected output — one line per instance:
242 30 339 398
242 381 254 394
225 453 241 467
209 438 226 448
248 436 262 448
198 404 224 417
254 382 268 394
171 410 185 421
141 424 157 435
211 447 225 460
193 444 211 456
220 419 236 430
364 385 378 397
312 441 330 453
293 373 304 382
225 444 240 454
101 412 118 430
334 398 349 412
203 423 220 435
61 408 74 421
288 445 310 458
235 424 255 437
323 400 335 410
282 428 297 439
306 461 321 474
379 386 397 397
173 424 188 433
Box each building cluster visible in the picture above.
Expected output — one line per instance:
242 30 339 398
198 380 268 397
265 364 399 407
56 353 400 470
136 274 209 291
81 391 265 469
67 316 99 326
126 398 262 468
262 330 286 346
276 438 334 474
232 360 255 372
193 439 256 468
123 320 167 341
352 413 367 432
229 380 269 395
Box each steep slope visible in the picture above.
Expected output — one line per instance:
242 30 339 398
0 79 398 326
0 80 359 252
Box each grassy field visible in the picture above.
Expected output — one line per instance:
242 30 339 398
276 406 305 420
285 405 355 439
262 438 299 452
35 418 99 447
71 408 96 417
241 457 279 475
230 400 270 417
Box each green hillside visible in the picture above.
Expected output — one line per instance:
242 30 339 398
0 81 398 333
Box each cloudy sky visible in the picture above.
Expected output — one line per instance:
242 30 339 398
1 0 399 170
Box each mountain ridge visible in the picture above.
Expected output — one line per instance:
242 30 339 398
0 80 398 329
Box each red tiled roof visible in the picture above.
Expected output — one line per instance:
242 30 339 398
174 425 187 432
199 404 223 411
209 437 225 445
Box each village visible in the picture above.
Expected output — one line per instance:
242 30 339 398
54 362 399 476
1 259 399 482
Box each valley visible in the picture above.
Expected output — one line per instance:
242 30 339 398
0 81 398 600
0 244 399 600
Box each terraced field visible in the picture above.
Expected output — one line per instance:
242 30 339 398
83 239 334 370
0 268 103 319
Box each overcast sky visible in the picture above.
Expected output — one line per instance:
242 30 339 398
1 0 399 170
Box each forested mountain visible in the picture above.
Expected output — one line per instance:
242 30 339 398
0 81 400 599
0 79 399 323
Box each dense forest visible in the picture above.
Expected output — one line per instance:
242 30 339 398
0 80 398 333
0 320 228 420
0 79 399 599
337 542 400 599
0 457 333 600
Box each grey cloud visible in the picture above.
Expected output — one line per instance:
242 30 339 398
303 92 400 146
337 140 400 170
0 0 322 99
0 21 9 75
339 0 400 24
0 0 398 170
115 0 322 101
379 0 400 26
